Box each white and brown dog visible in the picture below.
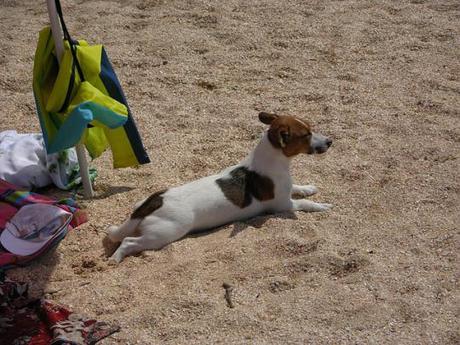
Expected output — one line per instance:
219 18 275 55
107 112 332 262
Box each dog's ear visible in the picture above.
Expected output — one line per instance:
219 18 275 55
259 112 278 125
268 125 290 148
278 129 290 148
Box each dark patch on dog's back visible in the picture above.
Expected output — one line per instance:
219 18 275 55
216 167 274 208
131 190 166 219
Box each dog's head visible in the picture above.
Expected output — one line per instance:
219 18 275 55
259 112 332 157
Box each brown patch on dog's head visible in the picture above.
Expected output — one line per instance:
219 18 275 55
258 112 332 157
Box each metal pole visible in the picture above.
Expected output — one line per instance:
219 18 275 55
46 0 94 198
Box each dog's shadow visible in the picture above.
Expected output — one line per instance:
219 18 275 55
189 211 298 239
102 211 299 259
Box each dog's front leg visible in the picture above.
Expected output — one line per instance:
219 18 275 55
290 199 332 212
292 184 318 197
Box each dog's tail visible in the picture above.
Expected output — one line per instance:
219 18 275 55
107 218 143 242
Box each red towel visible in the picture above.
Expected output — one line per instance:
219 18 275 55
0 275 119 345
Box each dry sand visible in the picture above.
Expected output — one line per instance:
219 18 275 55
1 0 459 344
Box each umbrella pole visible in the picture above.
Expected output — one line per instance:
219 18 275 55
75 144 94 198
46 0 94 198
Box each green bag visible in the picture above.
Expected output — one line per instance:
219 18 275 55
33 1 150 168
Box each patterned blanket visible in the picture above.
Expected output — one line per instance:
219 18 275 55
0 274 119 345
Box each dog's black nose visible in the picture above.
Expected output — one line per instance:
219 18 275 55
326 138 333 147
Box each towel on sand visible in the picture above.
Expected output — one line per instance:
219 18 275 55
0 130 96 190
0 274 119 345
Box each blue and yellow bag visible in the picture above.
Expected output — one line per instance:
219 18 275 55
33 1 150 168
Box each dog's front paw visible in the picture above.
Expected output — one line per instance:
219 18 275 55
293 184 318 197
315 203 333 212
302 185 318 196
292 199 333 212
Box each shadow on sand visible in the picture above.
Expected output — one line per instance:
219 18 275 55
102 211 299 259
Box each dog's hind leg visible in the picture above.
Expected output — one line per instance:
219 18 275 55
110 217 192 263
106 219 141 243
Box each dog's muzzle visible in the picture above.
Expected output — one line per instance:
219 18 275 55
310 133 332 154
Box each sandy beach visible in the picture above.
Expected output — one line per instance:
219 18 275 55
1 0 459 344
